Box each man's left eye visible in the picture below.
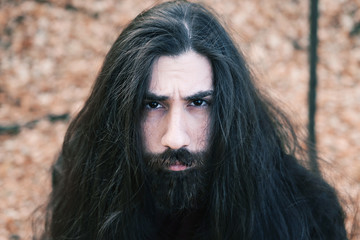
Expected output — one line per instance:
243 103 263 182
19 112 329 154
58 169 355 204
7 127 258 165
190 99 207 107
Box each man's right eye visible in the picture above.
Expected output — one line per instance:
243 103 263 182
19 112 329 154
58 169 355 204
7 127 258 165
145 101 162 109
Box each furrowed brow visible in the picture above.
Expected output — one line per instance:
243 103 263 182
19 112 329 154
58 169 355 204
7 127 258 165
144 92 168 101
184 90 214 101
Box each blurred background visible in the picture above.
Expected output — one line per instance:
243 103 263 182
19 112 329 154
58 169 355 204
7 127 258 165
0 0 359 239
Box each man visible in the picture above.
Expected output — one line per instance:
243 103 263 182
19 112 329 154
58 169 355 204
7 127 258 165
40 1 347 239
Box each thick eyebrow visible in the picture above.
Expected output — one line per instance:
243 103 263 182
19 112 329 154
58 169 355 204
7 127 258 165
144 92 168 101
184 90 214 101
145 90 214 102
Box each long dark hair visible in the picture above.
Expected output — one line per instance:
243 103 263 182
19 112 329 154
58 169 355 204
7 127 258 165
39 1 347 239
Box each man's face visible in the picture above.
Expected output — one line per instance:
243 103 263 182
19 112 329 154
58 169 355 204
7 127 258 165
141 51 213 211
142 50 213 164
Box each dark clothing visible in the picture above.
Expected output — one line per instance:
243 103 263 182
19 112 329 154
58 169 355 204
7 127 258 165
155 209 206 240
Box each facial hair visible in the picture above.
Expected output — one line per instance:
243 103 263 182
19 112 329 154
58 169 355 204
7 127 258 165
144 148 209 214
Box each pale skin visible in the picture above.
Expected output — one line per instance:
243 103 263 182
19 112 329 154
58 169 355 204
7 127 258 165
141 51 213 171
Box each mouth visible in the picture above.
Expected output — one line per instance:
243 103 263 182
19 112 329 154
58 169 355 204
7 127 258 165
167 160 193 171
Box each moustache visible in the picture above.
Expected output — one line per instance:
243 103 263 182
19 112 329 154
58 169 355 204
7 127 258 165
144 148 206 170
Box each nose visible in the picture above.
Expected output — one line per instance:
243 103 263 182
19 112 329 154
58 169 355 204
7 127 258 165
161 107 190 150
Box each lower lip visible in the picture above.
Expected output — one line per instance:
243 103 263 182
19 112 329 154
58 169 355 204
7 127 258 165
168 164 189 171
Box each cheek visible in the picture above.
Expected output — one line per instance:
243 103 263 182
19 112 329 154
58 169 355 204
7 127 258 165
141 121 152 152
141 114 162 153
188 111 211 151
199 120 211 149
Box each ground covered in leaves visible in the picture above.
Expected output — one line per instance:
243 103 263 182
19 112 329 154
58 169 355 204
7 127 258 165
0 0 359 239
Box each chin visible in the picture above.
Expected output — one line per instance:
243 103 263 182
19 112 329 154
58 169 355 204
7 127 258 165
146 166 208 213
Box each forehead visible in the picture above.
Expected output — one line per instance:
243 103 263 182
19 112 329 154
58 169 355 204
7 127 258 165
149 51 213 96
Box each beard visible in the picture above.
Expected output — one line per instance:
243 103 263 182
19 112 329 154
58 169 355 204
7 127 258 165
144 148 209 214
